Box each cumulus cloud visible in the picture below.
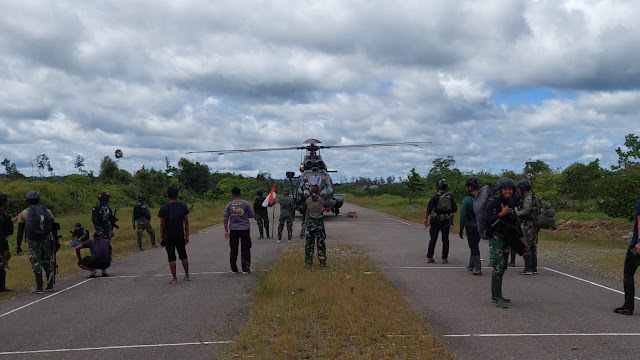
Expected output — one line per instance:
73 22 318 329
1 0 640 180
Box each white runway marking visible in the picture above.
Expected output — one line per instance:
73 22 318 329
0 341 234 355
106 271 229 279
384 266 521 269
369 210 413 226
443 333 640 338
543 267 640 301
0 278 93 319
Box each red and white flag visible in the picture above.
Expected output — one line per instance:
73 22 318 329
262 186 276 207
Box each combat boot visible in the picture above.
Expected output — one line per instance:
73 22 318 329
33 273 44 294
471 255 482 276
265 226 271 239
150 233 158 247
0 270 11 292
319 259 326 268
258 228 264 239
45 270 54 292
491 277 508 308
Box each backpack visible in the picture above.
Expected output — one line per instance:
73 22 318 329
435 193 453 213
133 204 146 219
92 203 109 228
25 204 52 241
473 185 494 239
532 195 557 230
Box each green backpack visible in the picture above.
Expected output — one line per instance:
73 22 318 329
532 195 557 230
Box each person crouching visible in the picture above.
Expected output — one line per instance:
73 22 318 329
76 231 112 278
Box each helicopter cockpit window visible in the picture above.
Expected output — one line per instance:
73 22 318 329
308 175 322 187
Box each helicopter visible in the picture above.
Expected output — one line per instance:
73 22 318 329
187 139 429 215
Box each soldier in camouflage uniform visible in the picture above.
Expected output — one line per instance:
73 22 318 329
92 192 115 239
0 193 13 292
516 180 539 275
253 189 271 239
276 189 295 243
132 195 156 251
16 191 56 294
305 186 326 268
483 178 528 308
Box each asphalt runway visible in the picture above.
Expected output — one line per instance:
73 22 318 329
1 203 638 359
334 203 640 360
0 213 295 360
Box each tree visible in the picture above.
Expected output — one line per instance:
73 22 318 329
386 175 396 184
165 157 177 176
1 158 23 179
615 133 640 169
74 155 86 175
407 168 424 204
99 156 119 182
177 157 211 193
523 159 551 178
558 159 604 202
35 154 53 178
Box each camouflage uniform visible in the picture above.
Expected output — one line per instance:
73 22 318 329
253 196 270 238
93 203 113 237
16 208 54 279
305 195 326 266
489 236 510 279
516 192 539 273
133 203 156 249
277 195 294 241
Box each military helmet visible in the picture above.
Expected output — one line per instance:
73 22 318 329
74 222 82 228
517 179 532 191
98 192 110 203
25 191 41 201
137 194 145 202
496 178 516 190
256 189 263 195
465 178 480 190
436 179 448 190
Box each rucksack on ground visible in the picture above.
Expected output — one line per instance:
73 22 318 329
25 204 52 241
532 195 557 230
473 185 494 239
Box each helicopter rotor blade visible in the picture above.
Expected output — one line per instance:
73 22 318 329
186 146 304 155
319 141 431 149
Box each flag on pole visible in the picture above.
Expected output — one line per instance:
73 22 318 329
262 186 276 207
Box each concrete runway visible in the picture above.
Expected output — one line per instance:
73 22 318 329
1 203 638 359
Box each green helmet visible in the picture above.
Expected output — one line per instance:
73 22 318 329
517 179 532 191
496 178 516 190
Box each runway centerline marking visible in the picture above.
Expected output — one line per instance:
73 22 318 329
543 267 640 301
106 271 229 279
0 278 93 319
367 209 413 226
0 341 235 355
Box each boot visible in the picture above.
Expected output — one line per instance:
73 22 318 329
471 255 482 275
33 272 44 294
491 277 508 308
508 250 516 267
0 270 11 292
466 255 474 272
150 233 157 247
137 236 143 251
265 225 271 239
258 227 264 239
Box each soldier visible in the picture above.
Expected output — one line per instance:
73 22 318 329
508 191 525 267
516 179 539 275
305 185 326 268
16 191 57 294
460 178 482 275
253 189 271 239
484 178 529 308
132 195 157 251
0 193 13 292
614 190 640 315
276 189 295 243
69 222 90 247
423 179 458 264
92 192 115 240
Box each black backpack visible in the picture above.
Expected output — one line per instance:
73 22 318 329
92 203 109 228
25 204 52 241
133 204 146 219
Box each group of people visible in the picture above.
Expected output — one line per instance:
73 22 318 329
424 177 640 313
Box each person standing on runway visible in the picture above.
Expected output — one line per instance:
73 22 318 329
224 187 255 274
158 187 190 284
253 189 271 239
615 192 640 315
515 179 539 275
276 189 295 243
423 179 457 264
460 178 482 275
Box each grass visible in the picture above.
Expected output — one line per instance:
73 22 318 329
226 244 452 359
2 202 225 296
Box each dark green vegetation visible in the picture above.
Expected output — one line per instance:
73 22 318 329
338 133 640 222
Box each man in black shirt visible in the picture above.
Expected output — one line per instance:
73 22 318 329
423 179 458 264
158 187 190 284
76 232 112 278
0 193 13 292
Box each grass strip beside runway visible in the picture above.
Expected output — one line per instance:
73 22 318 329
1 203 224 296
227 244 452 359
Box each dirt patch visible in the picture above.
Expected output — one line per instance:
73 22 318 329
556 219 633 241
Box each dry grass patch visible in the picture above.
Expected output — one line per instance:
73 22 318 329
1 203 223 297
228 244 452 359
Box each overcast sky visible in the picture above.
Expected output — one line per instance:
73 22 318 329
1 0 639 181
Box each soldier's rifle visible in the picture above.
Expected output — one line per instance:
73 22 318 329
110 206 120 229
49 221 62 284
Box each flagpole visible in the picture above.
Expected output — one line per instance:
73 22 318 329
272 201 275 238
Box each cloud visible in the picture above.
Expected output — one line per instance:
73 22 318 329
1 0 640 180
